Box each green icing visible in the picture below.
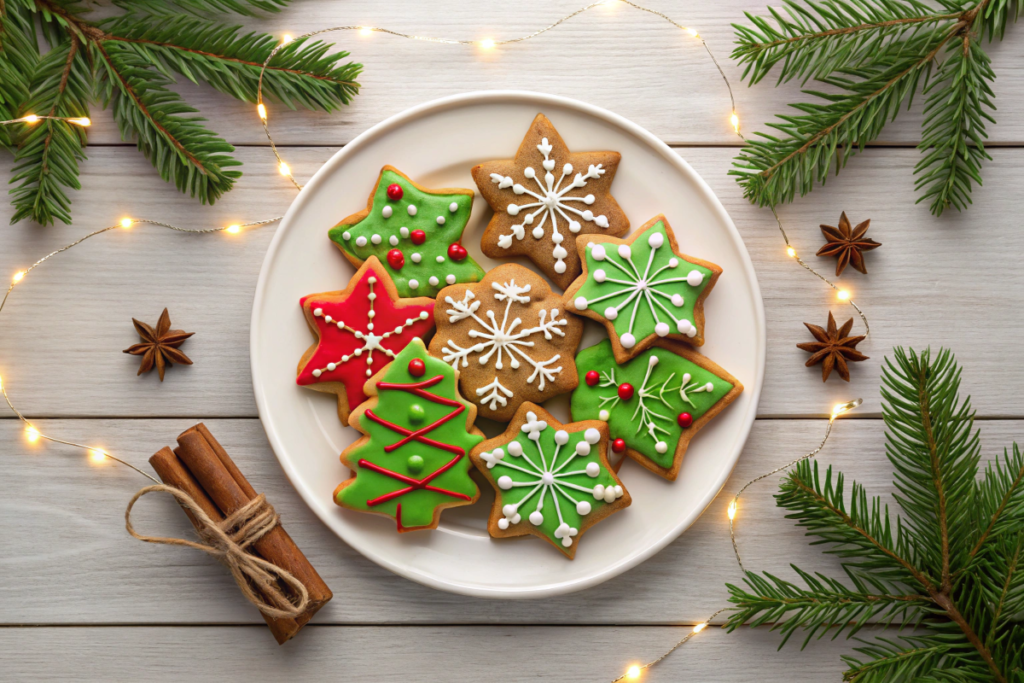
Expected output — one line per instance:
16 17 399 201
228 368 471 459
328 169 485 298
572 222 713 345
570 340 734 469
480 411 623 552
336 340 482 529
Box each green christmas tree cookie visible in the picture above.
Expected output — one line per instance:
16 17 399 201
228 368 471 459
328 166 486 298
570 339 743 480
335 338 483 531
471 402 630 559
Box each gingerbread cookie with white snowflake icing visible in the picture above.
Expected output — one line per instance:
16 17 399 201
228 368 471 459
471 114 629 291
296 257 435 425
471 402 630 559
565 215 722 362
571 338 743 480
328 166 486 298
428 263 584 422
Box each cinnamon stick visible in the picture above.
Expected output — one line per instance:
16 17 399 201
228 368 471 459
149 445 314 644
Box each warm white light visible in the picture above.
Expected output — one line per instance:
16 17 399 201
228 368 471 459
831 399 862 422
89 449 106 463
25 426 40 443
279 162 291 176
69 117 91 126
685 27 699 38
22 114 39 123
360 27 373 36
786 247 796 257
12 270 25 283
837 289 850 300
727 501 737 520
730 112 739 133
226 224 241 234
120 218 133 228
479 38 496 49
282 33 293 44
626 665 641 679
257 103 267 120
693 622 707 633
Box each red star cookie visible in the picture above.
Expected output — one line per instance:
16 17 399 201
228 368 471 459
297 257 436 424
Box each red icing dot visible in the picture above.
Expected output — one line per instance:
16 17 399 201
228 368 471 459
387 249 405 270
617 383 634 401
611 438 626 453
386 183 403 201
408 358 426 377
585 370 600 387
447 243 468 261
411 229 426 245
677 412 693 428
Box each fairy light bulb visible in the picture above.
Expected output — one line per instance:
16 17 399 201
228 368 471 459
786 247 796 257
89 449 106 463
257 103 267 120
22 114 39 123
226 224 241 234
692 622 707 633
685 27 698 38
279 162 291 176
360 27 373 36
831 398 862 422
479 38 496 49
727 500 737 520
626 665 642 679
12 270 25 283
120 218 133 228
282 34 293 44
70 117 91 126
730 111 739 133
837 289 850 300
25 426 40 443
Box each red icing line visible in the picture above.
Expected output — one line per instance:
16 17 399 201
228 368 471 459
360 454 472 506
365 408 464 455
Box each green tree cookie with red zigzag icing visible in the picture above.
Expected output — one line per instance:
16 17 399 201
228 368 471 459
328 166 486 298
565 215 722 363
470 403 630 559
571 339 743 481
336 339 483 532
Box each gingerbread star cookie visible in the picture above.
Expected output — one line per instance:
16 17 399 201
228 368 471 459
429 263 584 422
565 215 722 362
471 403 630 559
571 339 743 480
296 257 435 425
471 113 629 291
328 166 486 298
336 339 484 532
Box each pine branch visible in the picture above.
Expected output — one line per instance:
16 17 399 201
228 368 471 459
9 34 90 224
93 39 241 204
0 1 38 150
98 13 361 110
979 0 1024 39
968 444 1024 562
113 0 291 18
841 637 950 682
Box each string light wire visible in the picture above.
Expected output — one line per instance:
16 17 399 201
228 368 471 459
0 2 872 678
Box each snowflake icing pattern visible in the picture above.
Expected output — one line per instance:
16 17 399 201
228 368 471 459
441 279 569 411
489 137 611 275
478 412 623 548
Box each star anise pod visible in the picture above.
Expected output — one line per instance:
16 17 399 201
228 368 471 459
817 212 880 276
796 311 868 382
123 308 194 381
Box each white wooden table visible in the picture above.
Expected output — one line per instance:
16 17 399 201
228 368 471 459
2 1 1022 679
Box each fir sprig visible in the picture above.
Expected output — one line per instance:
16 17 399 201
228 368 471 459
0 0 362 225
730 0 1021 216
728 348 1024 682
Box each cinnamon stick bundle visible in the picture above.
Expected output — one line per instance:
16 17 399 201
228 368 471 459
149 423 332 644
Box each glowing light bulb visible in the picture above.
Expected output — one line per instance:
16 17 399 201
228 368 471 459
727 500 737 520
837 289 850 300
89 449 106 463
831 399 862 421
226 224 241 234
279 162 291 176
685 27 699 38
13 270 25 283
730 112 739 133
360 27 373 36
479 38 496 49
626 665 642 679
257 103 267 120
120 218 133 228
693 622 707 633
70 117 91 126
282 34 293 44
25 426 40 443
786 247 796 257
22 114 39 123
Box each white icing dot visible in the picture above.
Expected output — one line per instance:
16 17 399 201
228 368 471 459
327 362 337 371
312 369 321 378
498 518 509 530
603 486 617 503
436 256 445 263
524 167 536 179
508 204 520 216
576 501 591 515
583 210 594 221
706 382 715 391
532 227 544 240
498 476 513 490
529 511 544 526
371 234 382 245
502 504 517 518
437 216 446 225
575 441 591 456
648 232 664 249
591 244 606 261
400 227 410 238
584 194 595 205
554 430 569 445
411 253 422 263
313 307 323 317
594 269 606 283
342 231 351 240
655 322 670 337
593 484 605 500
586 462 600 477
621 333 636 349
449 202 458 212
677 319 692 334
553 246 567 259
603 306 618 321
598 409 609 421
614 485 623 497
324 315 332 323
446 274 456 285
569 220 581 233
669 258 679 268
574 297 588 311
382 206 392 218
336 321 344 329
368 277 376 284
419 311 429 319
366 369 372 377
368 311 375 319
368 293 376 301
554 261 566 274
552 233 563 245
407 204 417 216
355 236 367 247
541 472 554 485
584 428 601 444
429 276 439 287
409 279 419 289
389 235 398 246
671 294 685 307
687 270 705 287
649 355 659 367
656 441 668 454
508 441 523 456
617 244 632 260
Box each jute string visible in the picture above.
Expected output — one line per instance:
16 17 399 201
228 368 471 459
125 485 309 619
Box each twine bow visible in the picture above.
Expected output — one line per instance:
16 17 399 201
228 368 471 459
125 484 309 619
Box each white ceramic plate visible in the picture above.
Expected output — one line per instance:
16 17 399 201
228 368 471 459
251 91 765 598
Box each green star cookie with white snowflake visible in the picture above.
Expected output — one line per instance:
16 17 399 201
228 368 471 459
328 166 486 298
564 215 722 362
